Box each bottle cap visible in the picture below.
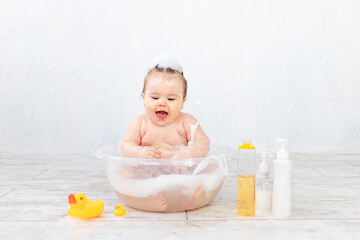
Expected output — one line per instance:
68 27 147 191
276 138 289 160
238 137 256 150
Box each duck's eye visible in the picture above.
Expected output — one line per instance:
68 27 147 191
80 197 83 200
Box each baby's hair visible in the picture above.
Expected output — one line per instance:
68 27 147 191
142 67 188 98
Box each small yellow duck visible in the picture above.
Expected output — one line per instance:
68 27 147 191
114 204 126 216
68 193 104 220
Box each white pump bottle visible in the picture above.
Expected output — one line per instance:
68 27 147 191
272 139 292 218
255 152 272 214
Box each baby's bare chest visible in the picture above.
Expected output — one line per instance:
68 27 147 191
140 124 188 147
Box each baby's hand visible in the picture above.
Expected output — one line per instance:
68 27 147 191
156 143 173 151
156 143 175 159
139 146 161 159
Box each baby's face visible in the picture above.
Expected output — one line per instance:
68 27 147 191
143 73 186 127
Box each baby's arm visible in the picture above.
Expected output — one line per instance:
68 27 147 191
173 114 210 159
120 115 161 159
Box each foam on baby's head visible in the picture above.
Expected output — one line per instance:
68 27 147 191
142 55 187 98
154 54 183 74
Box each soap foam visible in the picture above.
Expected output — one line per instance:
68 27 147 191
107 156 226 198
188 121 199 146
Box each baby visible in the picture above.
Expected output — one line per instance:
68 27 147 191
120 58 210 159
119 57 211 211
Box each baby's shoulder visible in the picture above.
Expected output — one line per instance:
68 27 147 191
129 114 146 127
180 113 198 126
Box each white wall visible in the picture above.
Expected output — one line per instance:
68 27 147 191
1 0 359 153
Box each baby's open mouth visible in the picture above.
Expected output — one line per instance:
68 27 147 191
156 110 168 120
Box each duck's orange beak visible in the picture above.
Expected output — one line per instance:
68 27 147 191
68 194 77 204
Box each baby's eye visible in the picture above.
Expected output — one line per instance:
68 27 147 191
168 98 175 101
152 97 159 100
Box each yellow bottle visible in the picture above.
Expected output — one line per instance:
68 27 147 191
237 138 256 217
237 175 255 216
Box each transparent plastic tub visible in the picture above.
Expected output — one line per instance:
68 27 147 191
95 146 231 212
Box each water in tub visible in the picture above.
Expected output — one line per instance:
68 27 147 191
107 155 227 211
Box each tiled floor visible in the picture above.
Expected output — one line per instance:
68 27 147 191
0 152 359 239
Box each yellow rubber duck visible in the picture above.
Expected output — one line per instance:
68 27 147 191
68 193 104 219
114 204 126 216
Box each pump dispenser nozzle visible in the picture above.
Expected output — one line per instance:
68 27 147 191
259 152 269 175
275 139 289 160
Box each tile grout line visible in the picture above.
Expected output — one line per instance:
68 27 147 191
311 168 327 177
33 169 48 179
185 217 360 221
1 218 360 223
0 188 15 199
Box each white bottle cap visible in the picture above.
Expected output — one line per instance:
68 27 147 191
276 138 289 160
242 137 252 145
259 152 270 174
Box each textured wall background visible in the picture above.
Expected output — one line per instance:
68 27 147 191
0 0 359 153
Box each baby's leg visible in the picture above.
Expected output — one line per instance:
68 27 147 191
180 186 207 211
143 194 168 212
119 193 168 212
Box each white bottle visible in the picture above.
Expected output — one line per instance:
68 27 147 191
272 139 292 218
255 152 272 215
